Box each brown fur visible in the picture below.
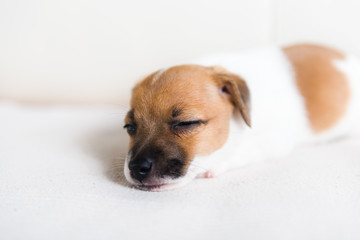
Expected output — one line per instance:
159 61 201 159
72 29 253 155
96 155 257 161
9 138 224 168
125 65 250 171
212 68 251 126
283 44 350 133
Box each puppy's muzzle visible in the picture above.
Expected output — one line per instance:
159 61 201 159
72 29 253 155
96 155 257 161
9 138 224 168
129 156 153 182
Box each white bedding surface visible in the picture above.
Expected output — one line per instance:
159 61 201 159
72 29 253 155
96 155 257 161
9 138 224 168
1 102 360 240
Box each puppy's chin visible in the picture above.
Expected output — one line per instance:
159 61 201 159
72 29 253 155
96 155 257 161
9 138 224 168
134 178 194 192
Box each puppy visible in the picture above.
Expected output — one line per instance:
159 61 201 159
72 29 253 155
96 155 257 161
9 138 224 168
123 44 360 191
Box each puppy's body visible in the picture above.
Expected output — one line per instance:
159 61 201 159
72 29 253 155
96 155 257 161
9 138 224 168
124 44 360 191
190 45 360 178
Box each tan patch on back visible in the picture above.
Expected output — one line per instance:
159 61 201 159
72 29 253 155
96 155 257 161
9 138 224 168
283 44 350 133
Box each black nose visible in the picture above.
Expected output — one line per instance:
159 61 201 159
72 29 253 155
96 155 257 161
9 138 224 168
129 157 153 182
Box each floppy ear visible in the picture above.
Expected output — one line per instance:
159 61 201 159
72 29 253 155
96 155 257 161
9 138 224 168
212 67 251 127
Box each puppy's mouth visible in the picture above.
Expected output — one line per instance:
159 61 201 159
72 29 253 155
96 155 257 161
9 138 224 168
134 177 197 191
134 183 177 192
128 175 197 192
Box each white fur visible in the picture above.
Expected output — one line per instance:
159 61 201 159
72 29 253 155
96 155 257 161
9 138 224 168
151 67 168 84
187 47 360 178
124 150 135 185
329 55 360 136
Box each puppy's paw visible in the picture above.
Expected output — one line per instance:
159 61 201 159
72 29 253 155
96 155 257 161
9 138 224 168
204 170 217 178
197 168 225 179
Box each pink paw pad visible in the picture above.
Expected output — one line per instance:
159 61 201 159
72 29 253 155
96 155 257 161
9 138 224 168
205 171 216 178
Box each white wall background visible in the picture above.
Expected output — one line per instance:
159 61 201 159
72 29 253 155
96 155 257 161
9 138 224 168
1 0 360 104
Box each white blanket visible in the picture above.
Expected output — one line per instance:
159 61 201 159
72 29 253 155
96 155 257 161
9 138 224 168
1 102 359 240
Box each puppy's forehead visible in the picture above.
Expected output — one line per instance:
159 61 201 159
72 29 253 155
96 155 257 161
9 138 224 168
137 65 214 92
131 65 220 118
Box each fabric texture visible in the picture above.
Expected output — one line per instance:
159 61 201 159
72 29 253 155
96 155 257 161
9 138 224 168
1 102 359 240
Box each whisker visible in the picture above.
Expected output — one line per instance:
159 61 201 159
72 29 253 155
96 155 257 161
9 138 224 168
112 161 125 166
168 171 183 178
188 162 208 171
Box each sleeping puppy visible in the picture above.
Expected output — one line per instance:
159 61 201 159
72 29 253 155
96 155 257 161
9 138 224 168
123 44 360 191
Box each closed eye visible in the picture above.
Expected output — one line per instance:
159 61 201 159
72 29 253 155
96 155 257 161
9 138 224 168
170 120 206 133
123 123 137 135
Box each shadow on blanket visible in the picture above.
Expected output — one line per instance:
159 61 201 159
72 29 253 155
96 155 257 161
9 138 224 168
84 121 131 188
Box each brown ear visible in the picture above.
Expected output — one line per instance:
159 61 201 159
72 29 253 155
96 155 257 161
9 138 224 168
212 68 251 127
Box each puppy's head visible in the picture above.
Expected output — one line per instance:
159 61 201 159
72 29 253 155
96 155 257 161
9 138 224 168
123 65 250 191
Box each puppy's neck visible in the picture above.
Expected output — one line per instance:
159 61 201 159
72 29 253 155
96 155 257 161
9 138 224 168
190 117 250 176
